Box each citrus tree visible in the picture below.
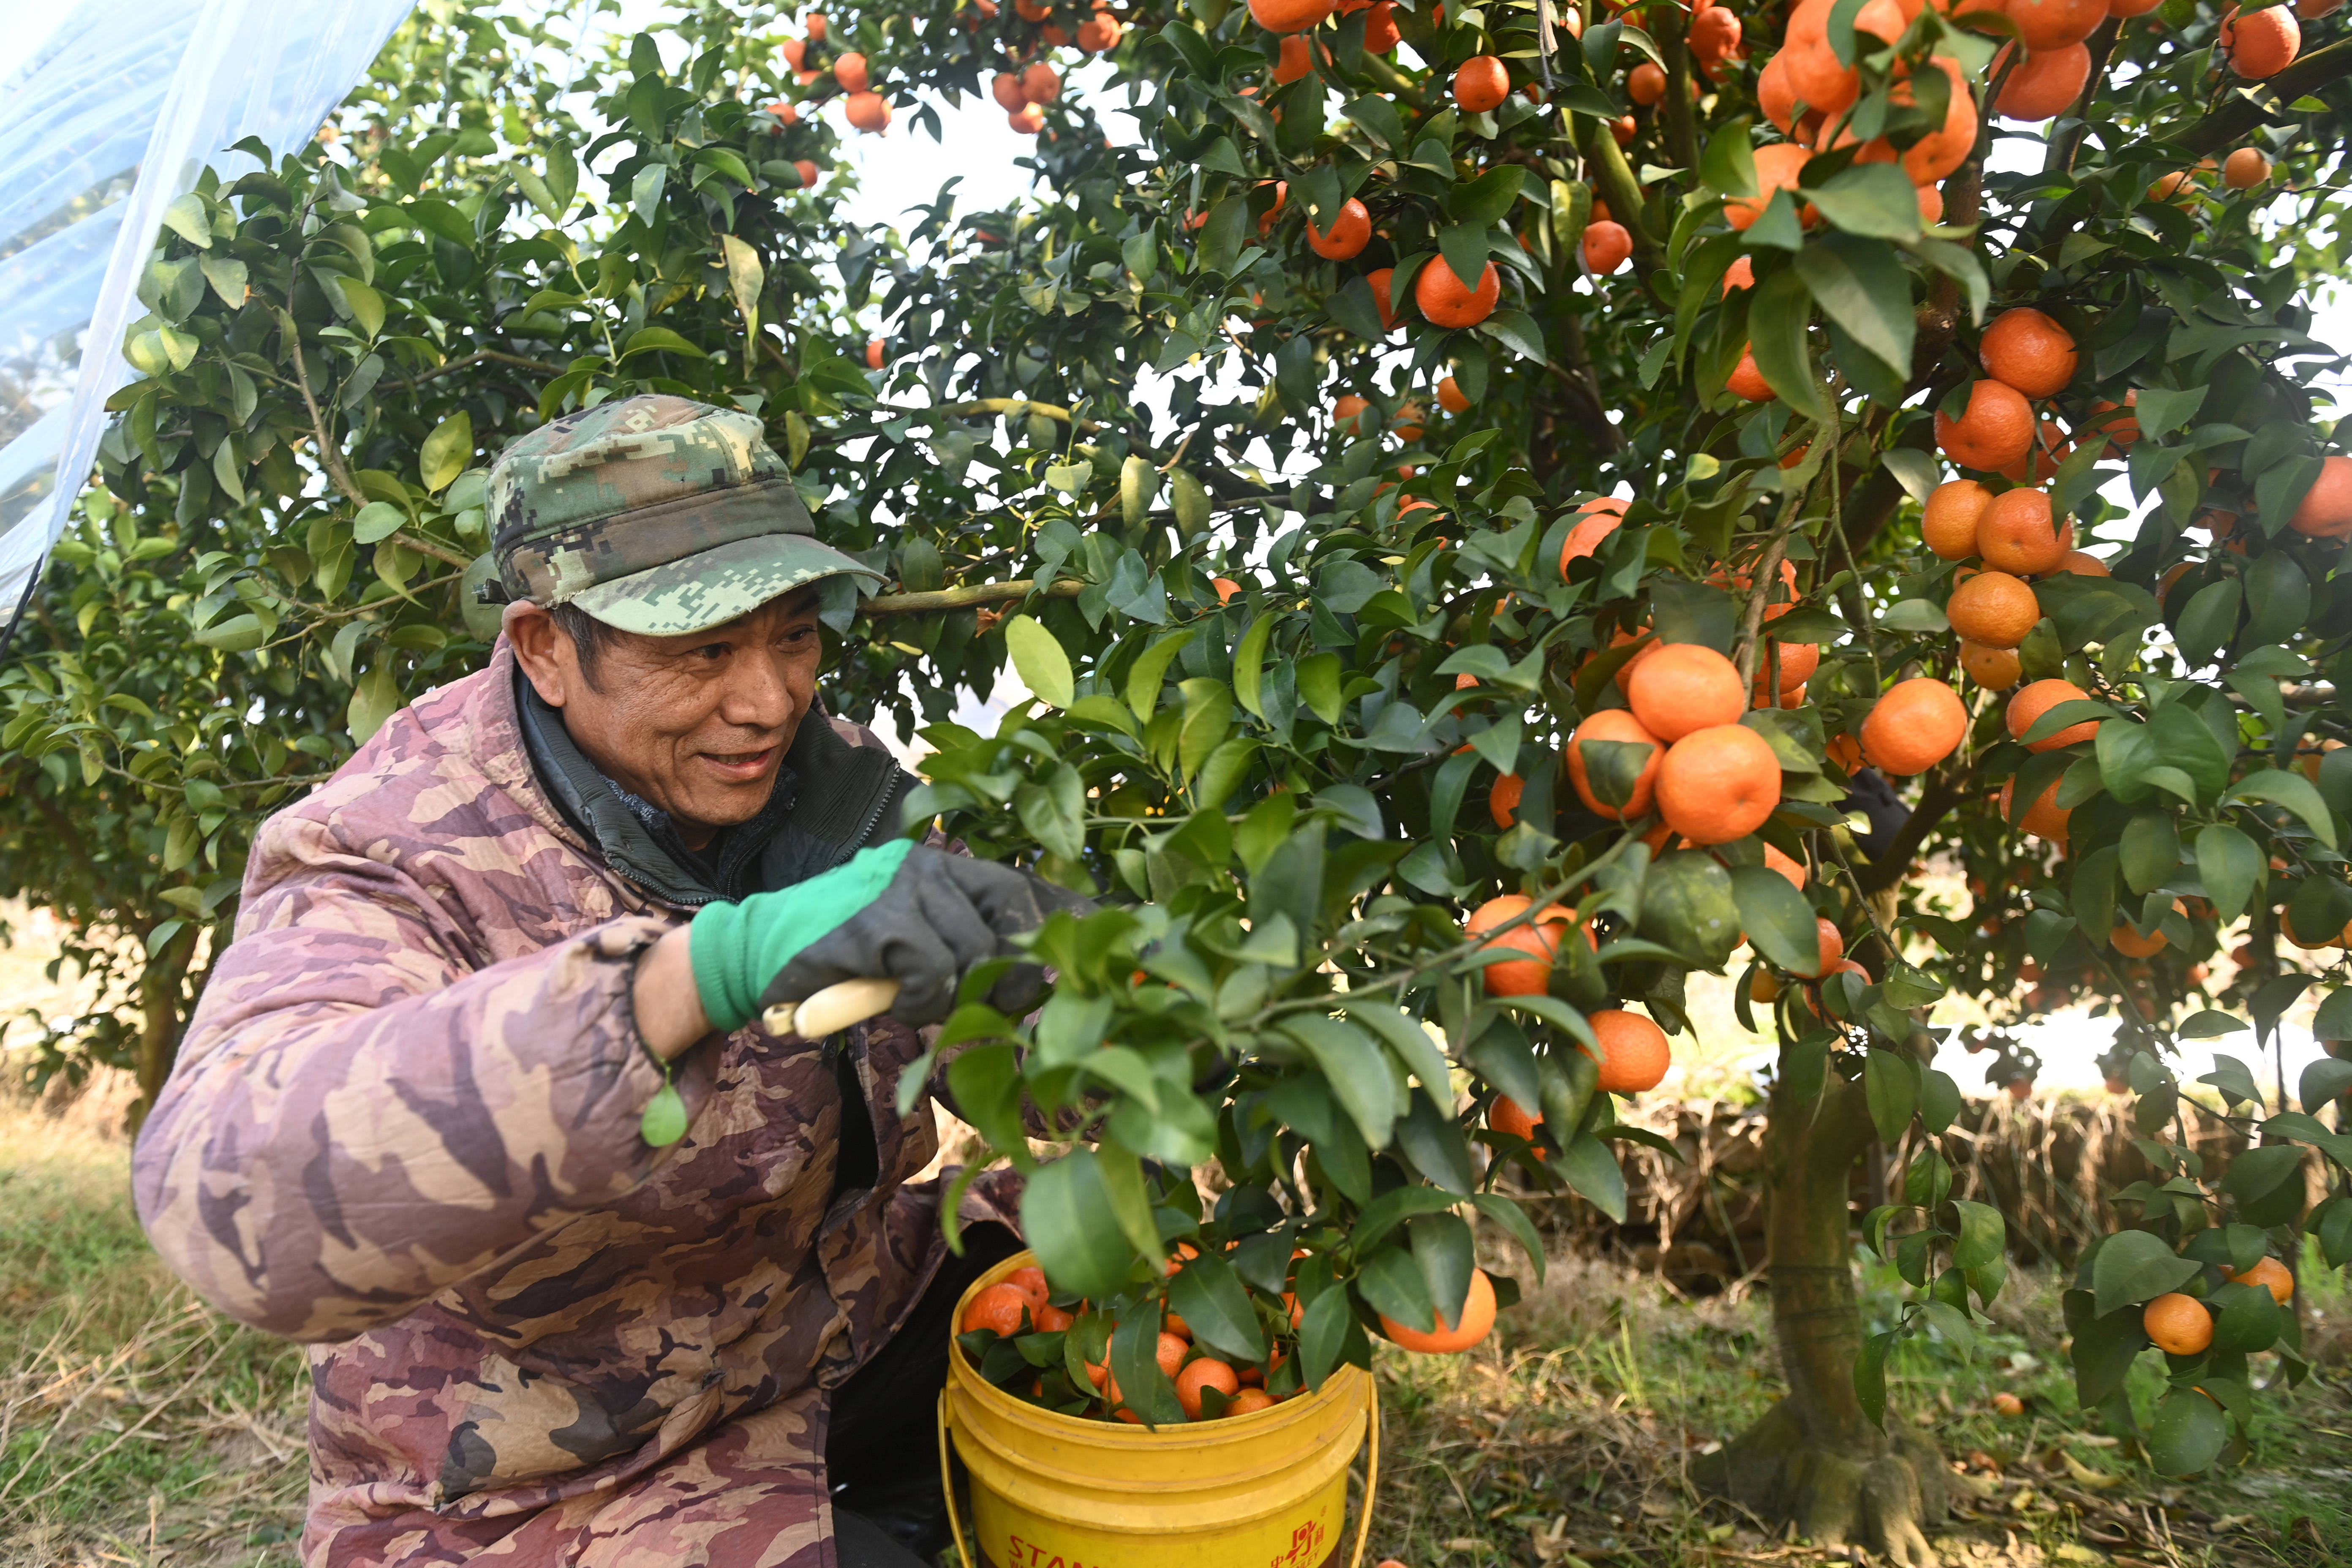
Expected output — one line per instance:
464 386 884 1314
7 0 2352 1555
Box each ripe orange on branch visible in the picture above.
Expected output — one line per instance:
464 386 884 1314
1306 198 1372 259
1583 220 1633 275
1976 487 2072 575
1859 678 1968 776
1454 54 1510 112
1960 640 2023 690
1380 1267 1498 1353
2000 775 2071 841
2142 1293 2214 1356
1629 644 1746 740
2288 455 2352 538
1566 708 1661 818
1923 479 1994 561
2007 678 2099 751
1249 0 1337 28
1993 43 2093 123
1416 257 1501 327
2222 1256 2295 1304
1727 142 1813 230
1936 380 2035 471
1946 569 2041 648
2222 3 2300 77
1584 1008 1673 1092
1728 347 1773 402
1657 723 1782 844
1980 308 2079 398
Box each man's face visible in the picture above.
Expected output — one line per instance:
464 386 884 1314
507 591 824 848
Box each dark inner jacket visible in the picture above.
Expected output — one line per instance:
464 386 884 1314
516 667 914 1194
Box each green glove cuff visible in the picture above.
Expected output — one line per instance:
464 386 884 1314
689 838 915 1032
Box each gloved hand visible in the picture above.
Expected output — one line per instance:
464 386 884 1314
689 841 1096 1032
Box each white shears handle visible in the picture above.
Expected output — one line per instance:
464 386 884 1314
760 976 902 1039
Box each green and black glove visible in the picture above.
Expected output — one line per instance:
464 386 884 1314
689 840 1095 1032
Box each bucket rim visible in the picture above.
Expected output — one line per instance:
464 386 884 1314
946 1247 1368 1442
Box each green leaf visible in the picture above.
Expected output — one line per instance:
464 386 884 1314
2227 768 2338 849
346 663 402 744
351 501 407 545
620 325 707 360
632 162 668 223
2091 1230 2201 1317
418 412 473 496
1232 612 1277 719
1448 165 1524 226
2194 823 2264 923
720 232 765 337
1278 1015 1398 1149
1437 222 1492 305
1800 164 1923 240
1746 267 1827 421
1637 850 1742 967
1794 234 1914 381
1298 1279 1354 1390
1021 1151 1137 1300
160 192 213 249
1555 1132 1628 1222
1951 1199 2006 1269
1699 117 1758 198
1005 614 1076 708
1124 628 1195 721
339 279 386 339
1854 1329 1895 1427
2147 1387 2227 1476
2173 579 2241 669
1864 1049 1918 1145
1731 864 1821 975
1167 1251 1267 1363
2178 1009 2248 1038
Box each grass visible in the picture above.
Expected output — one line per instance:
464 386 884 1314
1 1072 2344 1568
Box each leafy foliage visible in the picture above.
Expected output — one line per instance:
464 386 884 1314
4 0 2351 1467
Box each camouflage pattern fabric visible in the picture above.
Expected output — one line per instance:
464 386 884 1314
132 642 1014 1567
484 394 879 636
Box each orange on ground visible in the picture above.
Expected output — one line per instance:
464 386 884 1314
2224 147 2271 189
1583 219 1633 275
1937 380 2036 471
1976 487 2073 575
962 1283 1035 1337
1860 677 1968 776
1455 54 1510 112
1629 60 1666 103
1628 643 1747 741
2143 1293 2214 1356
1728 142 1813 230
1728 347 1773 402
1380 1268 1499 1353
2289 455 2352 538
1175 1357 1240 1419
1798 917 1846 980
1567 708 1664 819
1585 1008 1673 1092
1438 375 1471 414
1960 640 2023 690
2000 775 2071 841
1994 43 2091 122
1763 840 1808 889
1415 256 1502 327
844 92 892 131
1946 569 2040 648
1559 496 1629 572
2222 3 2300 77
1981 307 2080 398
1489 773 1524 829
1656 723 1781 844
2222 1255 2294 1304
1249 0 1337 27
1227 1388 1279 1416
2008 678 2099 750
1992 1391 2025 1417
1923 478 1995 561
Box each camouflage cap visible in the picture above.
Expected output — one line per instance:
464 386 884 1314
482 393 879 636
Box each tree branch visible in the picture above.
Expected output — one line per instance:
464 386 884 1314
2047 16 2123 174
384 347 567 393
1856 764 1971 895
860 578 1086 615
278 313 366 509
2169 36 2352 156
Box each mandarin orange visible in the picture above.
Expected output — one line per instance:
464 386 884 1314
1656 723 1781 843
1860 677 1968 776
1585 1007 1673 1091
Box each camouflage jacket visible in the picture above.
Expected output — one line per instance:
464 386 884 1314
132 643 1003 1566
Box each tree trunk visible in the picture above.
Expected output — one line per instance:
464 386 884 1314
129 921 196 1137
1692 1073 1949 1566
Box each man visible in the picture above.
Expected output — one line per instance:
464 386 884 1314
133 395 1082 1567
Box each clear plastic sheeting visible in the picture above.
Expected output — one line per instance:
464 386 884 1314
0 0 415 637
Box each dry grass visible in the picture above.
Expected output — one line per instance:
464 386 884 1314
0 1074 308 1568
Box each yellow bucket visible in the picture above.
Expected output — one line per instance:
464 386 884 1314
937 1250 1380 1568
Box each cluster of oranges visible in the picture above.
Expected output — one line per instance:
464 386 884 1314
2140 1253 2296 1358
960 1250 1501 1422
988 1 1123 133
773 14 899 133
1463 894 1677 1084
